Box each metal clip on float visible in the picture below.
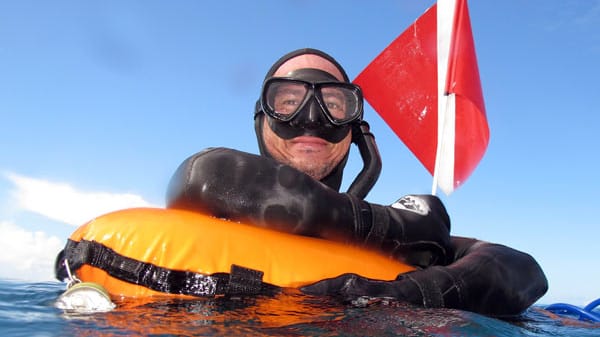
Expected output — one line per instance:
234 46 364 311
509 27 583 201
55 260 116 313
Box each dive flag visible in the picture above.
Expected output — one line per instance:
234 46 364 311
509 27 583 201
354 0 489 195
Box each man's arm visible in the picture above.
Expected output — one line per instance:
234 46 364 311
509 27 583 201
302 236 548 317
166 147 452 267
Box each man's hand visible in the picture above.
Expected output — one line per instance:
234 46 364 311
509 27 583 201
300 273 424 305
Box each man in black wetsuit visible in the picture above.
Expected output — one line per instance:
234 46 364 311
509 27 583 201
167 48 547 317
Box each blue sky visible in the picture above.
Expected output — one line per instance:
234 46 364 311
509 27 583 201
1 1 598 306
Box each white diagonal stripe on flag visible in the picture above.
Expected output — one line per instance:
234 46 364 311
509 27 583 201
434 0 457 195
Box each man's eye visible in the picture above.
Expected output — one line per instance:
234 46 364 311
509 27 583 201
326 102 341 110
324 98 347 119
274 95 303 114
282 99 299 106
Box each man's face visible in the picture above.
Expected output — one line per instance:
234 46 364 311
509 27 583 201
261 55 352 181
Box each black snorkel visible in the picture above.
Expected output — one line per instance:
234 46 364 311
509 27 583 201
348 120 381 199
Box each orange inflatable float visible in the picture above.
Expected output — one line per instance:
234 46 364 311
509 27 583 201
55 207 414 298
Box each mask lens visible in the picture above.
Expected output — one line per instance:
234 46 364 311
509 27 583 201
318 84 361 124
264 80 309 121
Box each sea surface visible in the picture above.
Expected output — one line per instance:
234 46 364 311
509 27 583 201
1 279 598 337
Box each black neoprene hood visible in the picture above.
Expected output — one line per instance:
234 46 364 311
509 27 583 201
263 48 350 82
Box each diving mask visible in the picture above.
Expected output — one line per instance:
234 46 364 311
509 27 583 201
261 78 363 126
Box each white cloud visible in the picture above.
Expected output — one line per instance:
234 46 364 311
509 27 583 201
6 173 157 226
0 172 158 281
0 221 64 281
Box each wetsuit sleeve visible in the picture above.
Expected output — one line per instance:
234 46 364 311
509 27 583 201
166 147 451 267
301 236 548 317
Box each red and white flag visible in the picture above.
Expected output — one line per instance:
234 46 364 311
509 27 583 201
354 0 489 195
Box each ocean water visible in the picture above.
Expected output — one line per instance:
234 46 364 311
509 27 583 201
1 279 598 337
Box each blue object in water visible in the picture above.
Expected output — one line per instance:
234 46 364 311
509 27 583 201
546 298 600 322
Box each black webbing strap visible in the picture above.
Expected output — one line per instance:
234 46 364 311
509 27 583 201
56 239 277 297
226 264 264 295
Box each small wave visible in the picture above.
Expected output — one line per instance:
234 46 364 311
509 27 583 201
0 279 598 337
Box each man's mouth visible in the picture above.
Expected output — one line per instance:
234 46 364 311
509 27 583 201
290 136 329 151
292 136 328 145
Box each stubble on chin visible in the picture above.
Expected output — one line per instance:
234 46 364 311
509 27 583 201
285 149 336 181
